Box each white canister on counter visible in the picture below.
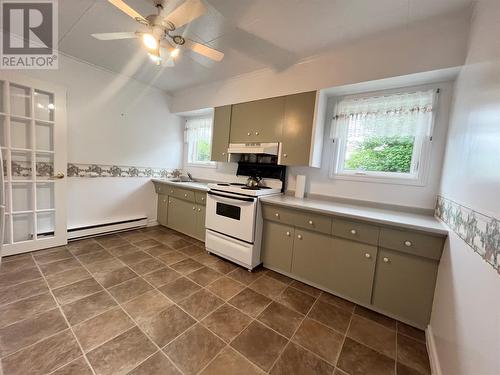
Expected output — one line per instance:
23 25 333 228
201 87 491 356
295 175 306 198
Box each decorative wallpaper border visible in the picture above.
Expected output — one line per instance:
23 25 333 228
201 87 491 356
67 163 182 178
436 195 499 274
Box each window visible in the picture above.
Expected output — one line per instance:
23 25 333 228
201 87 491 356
185 116 215 166
330 88 437 185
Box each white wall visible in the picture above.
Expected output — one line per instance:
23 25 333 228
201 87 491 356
23 54 183 228
430 1 500 374
182 9 468 210
172 10 469 113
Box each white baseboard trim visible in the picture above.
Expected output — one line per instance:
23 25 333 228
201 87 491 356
426 324 443 375
147 219 159 227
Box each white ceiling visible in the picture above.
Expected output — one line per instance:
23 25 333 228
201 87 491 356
58 0 472 93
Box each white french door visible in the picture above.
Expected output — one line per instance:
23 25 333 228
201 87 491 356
0 72 67 256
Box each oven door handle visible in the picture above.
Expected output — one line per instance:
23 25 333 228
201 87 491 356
207 191 256 202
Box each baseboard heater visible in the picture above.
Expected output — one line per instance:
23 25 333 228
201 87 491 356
67 217 149 240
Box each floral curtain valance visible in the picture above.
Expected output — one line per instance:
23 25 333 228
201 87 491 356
330 89 437 139
185 116 212 144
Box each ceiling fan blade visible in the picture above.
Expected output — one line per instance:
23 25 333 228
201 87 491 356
108 0 147 23
163 0 207 29
91 32 138 40
184 39 224 62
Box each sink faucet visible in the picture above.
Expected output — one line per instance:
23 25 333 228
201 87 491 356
187 172 194 181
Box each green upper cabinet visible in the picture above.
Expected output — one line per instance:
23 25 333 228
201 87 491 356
211 105 232 162
280 91 317 166
229 96 285 143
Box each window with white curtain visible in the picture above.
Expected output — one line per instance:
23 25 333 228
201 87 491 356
185 116 214 166
330 87 438 184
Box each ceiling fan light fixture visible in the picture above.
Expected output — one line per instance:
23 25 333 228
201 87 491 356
142 33 158 50
170 48 180 58
148 52 161 65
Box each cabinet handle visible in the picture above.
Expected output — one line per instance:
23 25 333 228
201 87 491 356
350 229 357 235
308 220 313 225
286 231 291 236
297 234 303 240
255 132 259 135
170 190 173 194
247 132 251 136
283 153 288 158
365 253 371 259
184 193 188 197
404 240 412 247
222 152 226 156
192 206 196 210
201 197 205 201
197 208 201 212
275 213 280 218
383 257 390 263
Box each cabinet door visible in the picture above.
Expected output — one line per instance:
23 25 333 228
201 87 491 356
167 197 196 237
211 106 231 162
195 204 206 242
372 248 439 327
281 91 317 166
157 194 168 226
230 97 285 143
291 229 333 286
261 221 294 272
326 238 377 304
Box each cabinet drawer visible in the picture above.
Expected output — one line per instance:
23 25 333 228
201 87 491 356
171 188 195 202
379 228 445 260
262 205 297 226
195 192 207 205
293 211 332 235
333 218 380 245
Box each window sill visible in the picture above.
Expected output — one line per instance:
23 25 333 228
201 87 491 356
329 172 425 187
185 162 217 169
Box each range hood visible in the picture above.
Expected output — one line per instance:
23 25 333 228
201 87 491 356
227 142 280 155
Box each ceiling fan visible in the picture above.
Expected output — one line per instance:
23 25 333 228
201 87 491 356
91 0 224 66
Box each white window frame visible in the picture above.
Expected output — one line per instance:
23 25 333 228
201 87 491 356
184 115 216 168
329 84 439 186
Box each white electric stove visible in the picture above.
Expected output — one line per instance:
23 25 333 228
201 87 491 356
205 181 282 270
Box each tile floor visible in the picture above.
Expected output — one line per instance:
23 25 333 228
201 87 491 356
0 226 431 375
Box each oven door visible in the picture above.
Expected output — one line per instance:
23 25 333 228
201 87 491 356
205 190 257 243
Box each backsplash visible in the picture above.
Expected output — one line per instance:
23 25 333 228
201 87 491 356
66 163 182 178
436 195 500 274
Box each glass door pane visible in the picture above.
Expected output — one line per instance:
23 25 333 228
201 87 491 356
34 90 54 122
10 84 31 118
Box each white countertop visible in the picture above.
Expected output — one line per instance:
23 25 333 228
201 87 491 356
151 179 209 192
260 195 448 235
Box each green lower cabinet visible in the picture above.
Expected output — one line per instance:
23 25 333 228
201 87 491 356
372 248 439 327
195 204 206 242
157 194 168 226
167 197 196 238
262 221 294 272
326 238 377 305
291 229 333 287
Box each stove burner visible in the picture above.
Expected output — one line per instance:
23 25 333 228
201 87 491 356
229 183 245 186
217 183 230 186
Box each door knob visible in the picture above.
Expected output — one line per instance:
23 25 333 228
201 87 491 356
50 172 65 180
